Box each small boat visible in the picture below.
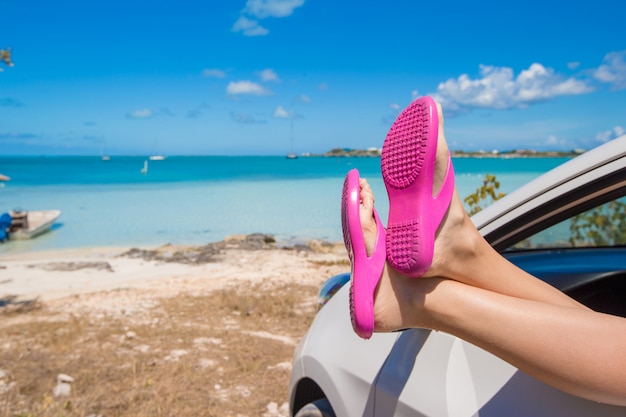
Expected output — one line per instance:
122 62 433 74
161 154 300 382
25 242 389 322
286 120 298 159
101 144 111 161
149 141 166 160
1 209 61 241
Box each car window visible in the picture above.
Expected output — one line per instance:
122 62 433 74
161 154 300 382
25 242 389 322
507 196 626 250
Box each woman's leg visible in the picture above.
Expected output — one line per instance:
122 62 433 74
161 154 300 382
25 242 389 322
390 276 626 405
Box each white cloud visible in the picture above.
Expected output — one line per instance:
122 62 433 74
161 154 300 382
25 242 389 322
127 108 152 119
317 82 328 91
595 126 625 143
273 105 295 119
415 53 626 117
202 68 226 78
431 63 594 113
593 50 626 90
243 0 305 19
231 16 269 36
259 68 280 82
545 135 569 148
233 0 305 36
226 80 271 95
389 103 400 110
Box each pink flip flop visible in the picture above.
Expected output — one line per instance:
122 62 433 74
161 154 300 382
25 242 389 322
381 96 455 277
341 168 386 339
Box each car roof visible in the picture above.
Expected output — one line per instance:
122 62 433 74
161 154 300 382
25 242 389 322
471 134 626 249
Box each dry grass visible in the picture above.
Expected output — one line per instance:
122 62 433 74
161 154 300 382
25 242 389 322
0 282 320 417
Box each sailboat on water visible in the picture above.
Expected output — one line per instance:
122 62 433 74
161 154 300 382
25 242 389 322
286 120 298 159
101 143 111 161
149 140 166 161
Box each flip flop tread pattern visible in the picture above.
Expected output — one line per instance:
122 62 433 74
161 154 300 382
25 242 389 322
387 220 420 272
381 100 428 190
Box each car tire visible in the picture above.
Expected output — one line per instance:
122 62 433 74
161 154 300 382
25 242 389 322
294 398 335 417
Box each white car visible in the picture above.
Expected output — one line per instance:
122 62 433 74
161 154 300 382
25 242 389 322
289 135 626 416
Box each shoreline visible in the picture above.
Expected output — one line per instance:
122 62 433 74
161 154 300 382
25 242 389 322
307 149 581 158
0 234 348 303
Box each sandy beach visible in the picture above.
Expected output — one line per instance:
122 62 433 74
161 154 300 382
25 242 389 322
0 234 348 302
0 235 350 416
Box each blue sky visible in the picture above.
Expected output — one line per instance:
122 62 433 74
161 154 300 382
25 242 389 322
1 0 625 156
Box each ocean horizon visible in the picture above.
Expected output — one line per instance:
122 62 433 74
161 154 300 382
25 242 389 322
0 155 571 254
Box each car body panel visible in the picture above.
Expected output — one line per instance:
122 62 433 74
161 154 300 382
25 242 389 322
292 284 626 416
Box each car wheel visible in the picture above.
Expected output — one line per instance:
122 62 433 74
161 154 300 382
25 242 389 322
294 398 335 417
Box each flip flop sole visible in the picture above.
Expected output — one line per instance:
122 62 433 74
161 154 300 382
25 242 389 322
341 169 386 339
382 96 453 277
341 172 361 334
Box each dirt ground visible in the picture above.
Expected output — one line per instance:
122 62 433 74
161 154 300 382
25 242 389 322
0 235 350 417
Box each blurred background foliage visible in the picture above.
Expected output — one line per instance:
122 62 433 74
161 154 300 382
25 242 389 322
1 47 13 71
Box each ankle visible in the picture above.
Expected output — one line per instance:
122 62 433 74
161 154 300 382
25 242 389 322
430 211 482 280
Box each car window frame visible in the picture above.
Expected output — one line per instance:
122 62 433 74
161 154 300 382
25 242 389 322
483 167 626 253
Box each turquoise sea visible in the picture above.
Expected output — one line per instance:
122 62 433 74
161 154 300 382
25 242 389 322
0 156 570 254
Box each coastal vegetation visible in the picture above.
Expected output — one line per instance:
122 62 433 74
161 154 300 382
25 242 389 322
314 147 382 157
570 199 626 246
312 147 583 158
464 174 506 216
451 149 583 158
0 47 13 71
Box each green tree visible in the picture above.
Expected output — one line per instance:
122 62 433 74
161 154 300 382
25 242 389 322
463 174 506 216
569 199 626 246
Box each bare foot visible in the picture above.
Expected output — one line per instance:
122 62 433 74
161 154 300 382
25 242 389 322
423 102 479 282
358 178 378 257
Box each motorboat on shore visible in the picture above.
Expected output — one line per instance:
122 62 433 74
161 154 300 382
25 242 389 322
0 209 61 241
